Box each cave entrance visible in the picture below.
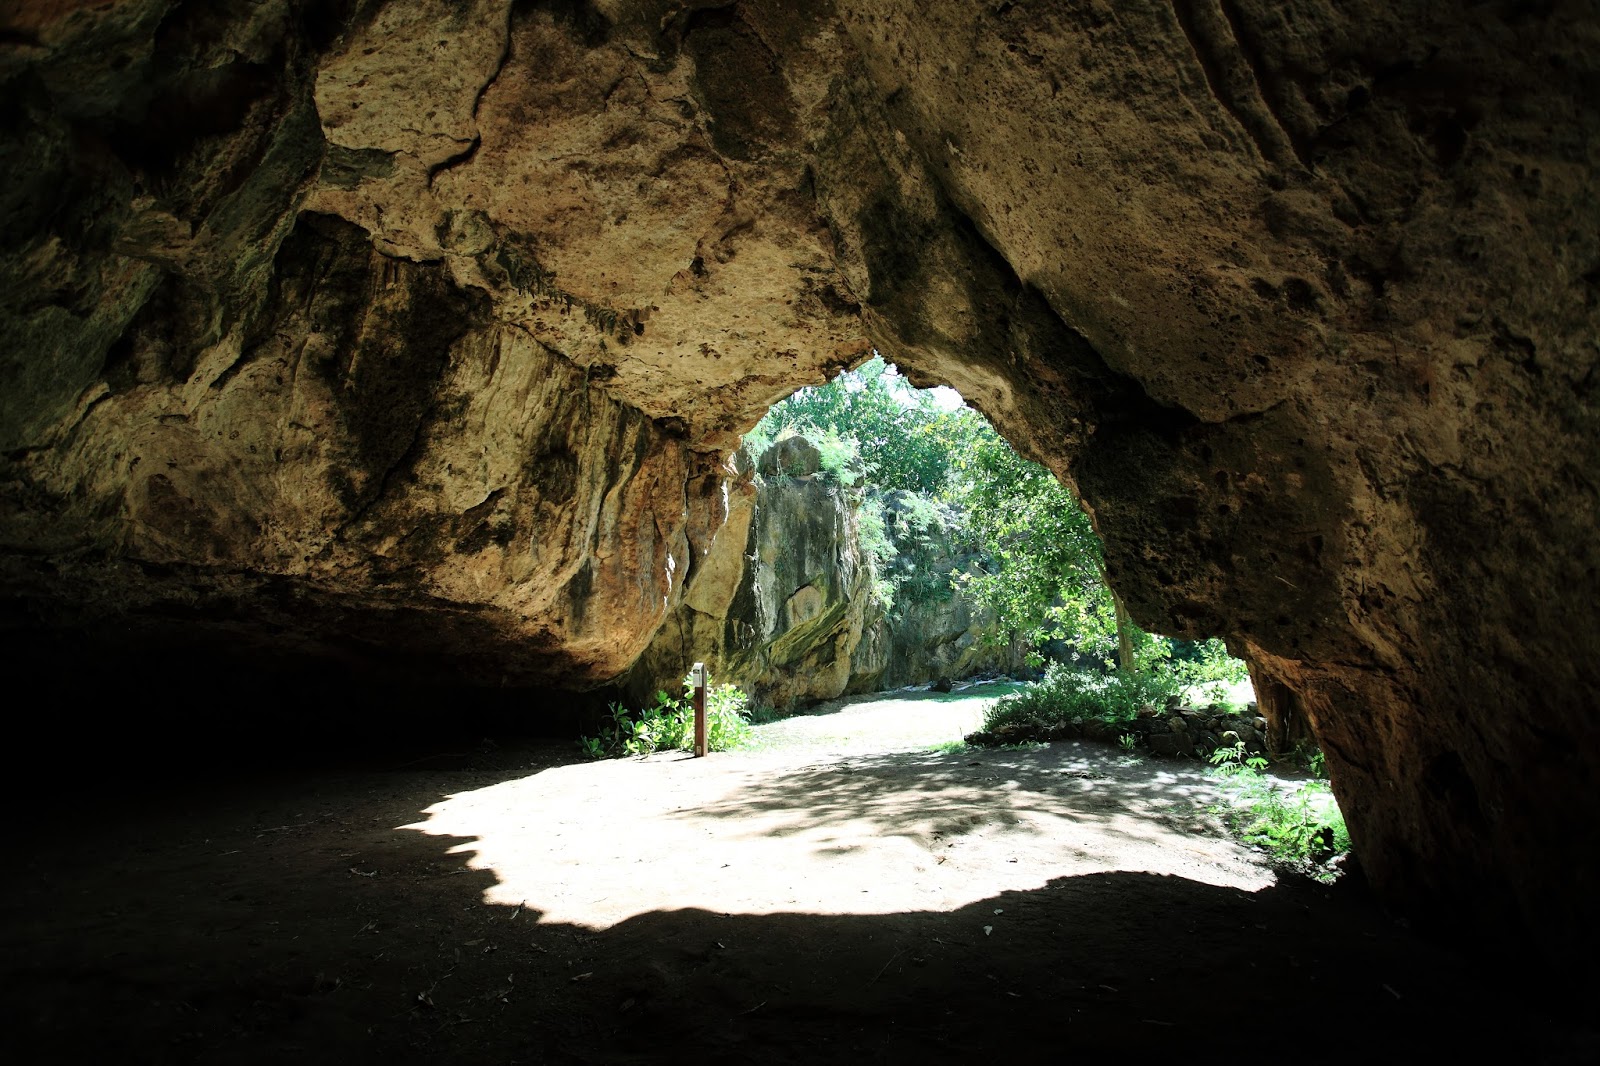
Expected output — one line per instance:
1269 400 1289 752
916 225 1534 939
734 353 1258 725
492 353 1348 926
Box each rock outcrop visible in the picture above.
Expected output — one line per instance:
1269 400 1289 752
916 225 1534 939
2 0 1598 960
849 490 1023 693
631 450 873 709
631 447 1012 709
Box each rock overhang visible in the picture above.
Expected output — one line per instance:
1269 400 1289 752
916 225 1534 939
1 0 1598 961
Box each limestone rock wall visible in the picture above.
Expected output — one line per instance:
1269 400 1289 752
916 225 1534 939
632 466 1015 709
3 0 1599 958
2 206 699 687
849 491 1024 694
632 460 876 711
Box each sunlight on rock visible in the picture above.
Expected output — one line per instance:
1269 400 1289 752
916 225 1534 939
400 747 1276 929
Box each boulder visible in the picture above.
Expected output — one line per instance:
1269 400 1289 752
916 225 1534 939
757 436 823 478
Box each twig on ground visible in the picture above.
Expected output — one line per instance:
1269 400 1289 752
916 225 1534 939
870 949 904 984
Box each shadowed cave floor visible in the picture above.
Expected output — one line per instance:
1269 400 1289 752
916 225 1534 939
1 690 1594 1064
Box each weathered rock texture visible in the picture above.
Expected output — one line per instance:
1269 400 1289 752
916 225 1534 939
631 454 1015 709
2 0 1597 959
849 490 1023 694
631 457 874 709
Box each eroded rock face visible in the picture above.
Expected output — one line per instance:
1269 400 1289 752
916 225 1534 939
849 490 1023 693
630 457 1016 709
632 454 873 709
3 205 697 687
2 0 1597 957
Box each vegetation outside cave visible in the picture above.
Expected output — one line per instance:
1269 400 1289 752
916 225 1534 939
583 354 1345 878
737 355 1348 878
741 354 1248 704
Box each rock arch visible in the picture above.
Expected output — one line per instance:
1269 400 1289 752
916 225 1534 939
1 0 1596 959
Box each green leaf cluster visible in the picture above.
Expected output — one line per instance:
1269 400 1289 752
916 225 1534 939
743 356 961 494
582 679 751 758
982 661 1181 732
1166 637 1252 703
1208 741 1352 881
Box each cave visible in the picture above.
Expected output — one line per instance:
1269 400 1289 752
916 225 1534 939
2 0 1598 1053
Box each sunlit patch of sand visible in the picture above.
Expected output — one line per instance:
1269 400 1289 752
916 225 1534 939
401 742 1275 929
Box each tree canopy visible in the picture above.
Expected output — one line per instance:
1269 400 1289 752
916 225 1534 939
743 357 958 494
741 355 1245 690
944 414 1136 667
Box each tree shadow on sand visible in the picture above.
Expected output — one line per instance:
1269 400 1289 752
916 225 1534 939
673 742 1238 856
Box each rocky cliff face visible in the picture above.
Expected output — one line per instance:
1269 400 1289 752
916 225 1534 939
632 454 874 709
2 209 696 688
2 0 1597 958
631 450 1015 709
850 490 1023 694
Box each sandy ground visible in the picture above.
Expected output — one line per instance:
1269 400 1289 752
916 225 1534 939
3 685 1593 1063
409 685 1269 927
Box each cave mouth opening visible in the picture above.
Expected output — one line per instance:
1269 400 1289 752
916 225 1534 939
569 353 1349 895
729 352 1259 720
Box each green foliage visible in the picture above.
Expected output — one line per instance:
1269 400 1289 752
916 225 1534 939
873 491 962 614
982 662 1181 731
745 358 977 618
1167 638 1251 702
1208 741 1351 881
1208 740 1269 777
1118 733 1139 754
809 426 865 487
745 356 958 494
581 679 751 758
743 353 1256 692
943 413 1136 664
854 500 898 610
1286 740 1330 777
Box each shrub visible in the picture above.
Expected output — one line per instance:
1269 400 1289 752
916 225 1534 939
1207 742 1351 881
1167 637 1251 702
982 661 1180 732
810 426 865 486
581 678 751 758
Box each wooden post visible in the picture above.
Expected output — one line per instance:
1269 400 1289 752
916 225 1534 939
691 662 708 757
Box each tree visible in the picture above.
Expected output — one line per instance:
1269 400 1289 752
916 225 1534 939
744 356 953 493
745 357 1170 674
946 412 1145 670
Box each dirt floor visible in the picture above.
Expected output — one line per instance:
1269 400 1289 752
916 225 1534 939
4 684 1594 1064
